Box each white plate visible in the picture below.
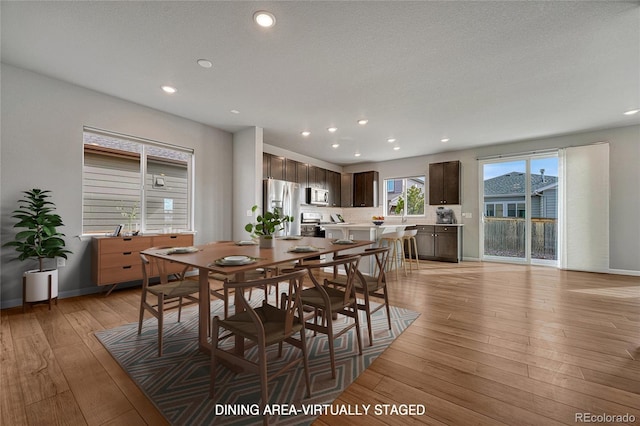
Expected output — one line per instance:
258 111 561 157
168 246 199 254
236 240 257 246
289 246 319 253
333 239 355 245
214 256 256 266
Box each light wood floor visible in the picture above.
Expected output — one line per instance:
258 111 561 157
2 261 639 425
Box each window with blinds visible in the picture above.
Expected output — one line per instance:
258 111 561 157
82 129 193 235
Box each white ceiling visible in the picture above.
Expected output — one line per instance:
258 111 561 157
2 1 639 165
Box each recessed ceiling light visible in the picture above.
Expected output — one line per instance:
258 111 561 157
623 109 639 115
230 109 240 114
393 146 400 151
301 131 311 137
197 59 213 68
327 127 338 133
357 119 369 125
332 143 340 148
354 152 361 157
441 138 450 143
253 11 276 28
161 85 177 94
387 138 396 143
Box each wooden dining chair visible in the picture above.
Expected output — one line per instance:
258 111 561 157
328 247 391 346
138 248 200 357
210 269 311 425
295 254 362 379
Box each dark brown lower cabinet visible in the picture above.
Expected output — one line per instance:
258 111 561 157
414 225 462 262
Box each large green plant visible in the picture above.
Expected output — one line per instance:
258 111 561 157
244 205 293 238
4 189 71 272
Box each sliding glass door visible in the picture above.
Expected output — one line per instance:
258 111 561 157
481 155 559 265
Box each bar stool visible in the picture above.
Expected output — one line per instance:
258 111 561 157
402 228 420 272
379 229 406 279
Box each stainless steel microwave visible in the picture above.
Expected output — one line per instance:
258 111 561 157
305 187 329 206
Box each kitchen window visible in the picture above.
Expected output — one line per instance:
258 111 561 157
82 128 194 235
383 176 425 216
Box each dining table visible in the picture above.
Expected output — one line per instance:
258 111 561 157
140 236 374 354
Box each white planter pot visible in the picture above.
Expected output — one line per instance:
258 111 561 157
24 269 58 302
259 236 274 249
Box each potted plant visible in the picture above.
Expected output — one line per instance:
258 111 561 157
4 189 72 307
244 205 293 248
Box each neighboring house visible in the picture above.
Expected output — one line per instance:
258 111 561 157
484 171 558 218
386 177 425 215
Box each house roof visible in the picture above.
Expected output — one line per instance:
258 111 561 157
484 172 558 196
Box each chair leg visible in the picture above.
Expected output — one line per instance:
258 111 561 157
157 293 164 357
299 328 312 398
138 293 146 335
363 291 373 346
326 313 336 379
177 296 183 322
412 237 420 269
259 344 269 425
383 287 392 330
353 304 363 355
209 316 220 399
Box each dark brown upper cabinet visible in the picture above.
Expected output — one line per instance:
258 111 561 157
353 171 379 207
308 165 326 189
326 170 342 207
429 161 460 205
263 152 286 181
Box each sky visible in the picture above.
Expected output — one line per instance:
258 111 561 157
483 158 558 180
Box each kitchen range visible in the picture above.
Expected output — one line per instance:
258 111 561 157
300 212 325 238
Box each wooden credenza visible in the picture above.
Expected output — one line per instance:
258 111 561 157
91 234 194 294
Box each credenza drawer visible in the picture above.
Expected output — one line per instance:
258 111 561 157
101 251 141 268
99 237 153 254
153 234 193 247
99 264 142 285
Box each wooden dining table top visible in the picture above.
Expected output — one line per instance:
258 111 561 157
141 236 374 274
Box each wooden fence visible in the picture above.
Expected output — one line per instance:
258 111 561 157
484 217 557 259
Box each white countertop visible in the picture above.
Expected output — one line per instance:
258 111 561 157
322 222 464 228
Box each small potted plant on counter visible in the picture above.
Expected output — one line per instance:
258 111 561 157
4 189 72 310
245 205 293 248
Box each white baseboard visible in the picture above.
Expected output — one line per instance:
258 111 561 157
608 268 640 277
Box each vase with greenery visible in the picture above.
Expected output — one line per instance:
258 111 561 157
244 205 293 248
4 189 72 305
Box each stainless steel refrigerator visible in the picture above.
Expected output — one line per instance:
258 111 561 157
263 178 302 237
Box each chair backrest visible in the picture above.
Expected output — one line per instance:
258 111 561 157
382 229 405 239
362 247 390 287
139 246 186 288
302 255 361 305
225 268 308 337
403 229 418 237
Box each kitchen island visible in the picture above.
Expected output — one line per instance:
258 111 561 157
323 223 407 275
322 223 407 241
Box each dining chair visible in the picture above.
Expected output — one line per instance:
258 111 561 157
294 254 362 379
210 269 311 425
138 248 200 357
328 247 391 346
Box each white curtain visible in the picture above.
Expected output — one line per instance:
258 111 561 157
559 143 610 272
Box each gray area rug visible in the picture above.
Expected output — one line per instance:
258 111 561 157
96 290 419 425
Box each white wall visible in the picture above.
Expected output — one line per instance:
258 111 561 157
1 64 234 308
344 125 640 272
233 127 263 240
